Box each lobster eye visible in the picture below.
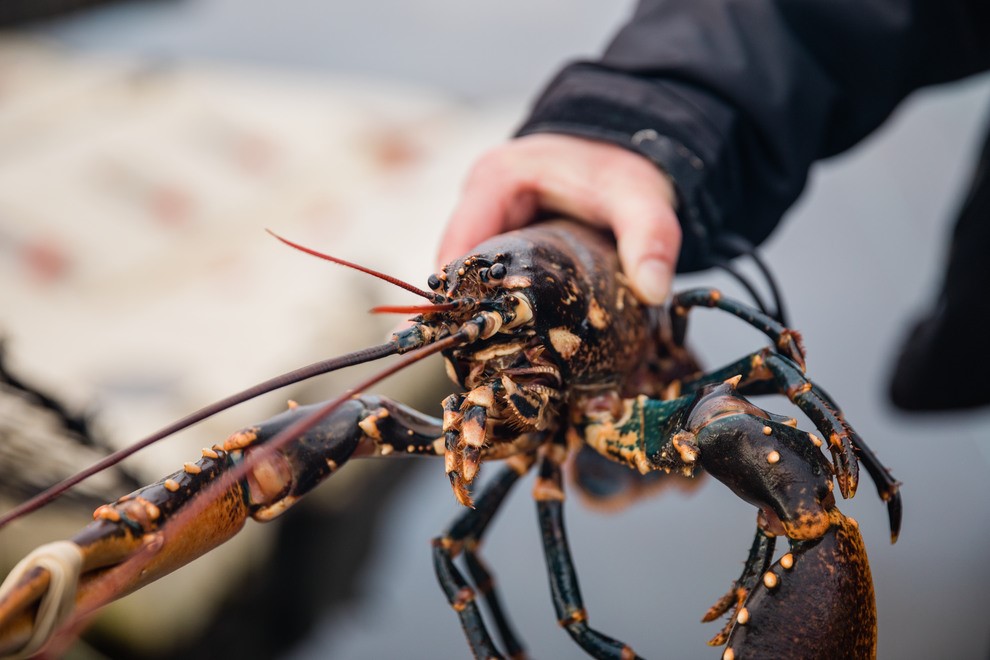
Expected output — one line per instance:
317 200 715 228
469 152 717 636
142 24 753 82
488 262 507 282
427 273 442 291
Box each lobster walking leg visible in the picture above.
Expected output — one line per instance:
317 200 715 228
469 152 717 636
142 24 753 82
681 349 902 540
670 288 806 368
442 394 472 506
670 288 888 506
760 353 901 537
701 528 776 646
433 456 536 660
672 288 902 540
534 442 643 660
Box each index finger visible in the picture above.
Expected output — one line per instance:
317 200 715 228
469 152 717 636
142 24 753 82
436 174 536 269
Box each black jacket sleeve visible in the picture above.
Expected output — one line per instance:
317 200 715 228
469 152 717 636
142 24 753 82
516 0 990 271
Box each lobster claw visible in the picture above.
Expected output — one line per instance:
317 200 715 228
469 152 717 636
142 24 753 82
0 401 356 657
0 481 254 658
686 384 878 658
0 394 442 657
724 510 876 659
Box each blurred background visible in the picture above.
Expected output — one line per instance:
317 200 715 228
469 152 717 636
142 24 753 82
0 1 988 658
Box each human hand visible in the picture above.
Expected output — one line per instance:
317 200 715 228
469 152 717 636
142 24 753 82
437 134 680 304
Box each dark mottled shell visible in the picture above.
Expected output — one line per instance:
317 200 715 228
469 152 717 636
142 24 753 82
445 221 653 389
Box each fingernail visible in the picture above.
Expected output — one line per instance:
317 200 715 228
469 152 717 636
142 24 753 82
634 259 671 305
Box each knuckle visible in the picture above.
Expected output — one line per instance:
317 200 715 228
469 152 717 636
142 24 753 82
466 145 516 182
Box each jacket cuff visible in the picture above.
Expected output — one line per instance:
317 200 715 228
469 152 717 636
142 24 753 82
515 63 736 272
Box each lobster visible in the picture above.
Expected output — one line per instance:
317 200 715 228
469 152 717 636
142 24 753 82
0 219 900 658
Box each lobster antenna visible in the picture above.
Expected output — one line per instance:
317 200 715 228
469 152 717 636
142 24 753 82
266 229 441 302
0 342 400 530
743 249 789 327
69 328 472 626
710 258 772 317
712 232 789 326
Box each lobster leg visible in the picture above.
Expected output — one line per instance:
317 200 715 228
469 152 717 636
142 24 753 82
534 441 644 660
760 353 901 537
670 288 806 369
0 395 445 657
701 528 776 646
671 289 902 538
433 456 536 660
443 394 472 505
681 349 902 541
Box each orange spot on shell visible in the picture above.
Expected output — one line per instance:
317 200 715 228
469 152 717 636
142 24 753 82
93 505 120 522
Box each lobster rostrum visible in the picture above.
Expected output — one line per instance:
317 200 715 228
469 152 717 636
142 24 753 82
0 220 900 659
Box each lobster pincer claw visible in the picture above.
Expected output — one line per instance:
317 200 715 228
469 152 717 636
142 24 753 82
0 453 257 659
683 381 877 657
0 396 419 658
723 510 876 659
0 445 258 659
689 381 835 540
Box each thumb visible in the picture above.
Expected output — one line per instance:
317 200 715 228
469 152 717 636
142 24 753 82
616 215 680 305
598 181 681 306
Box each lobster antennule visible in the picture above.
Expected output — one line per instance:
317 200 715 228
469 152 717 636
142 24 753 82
265 229 443 302
0 341 408 531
